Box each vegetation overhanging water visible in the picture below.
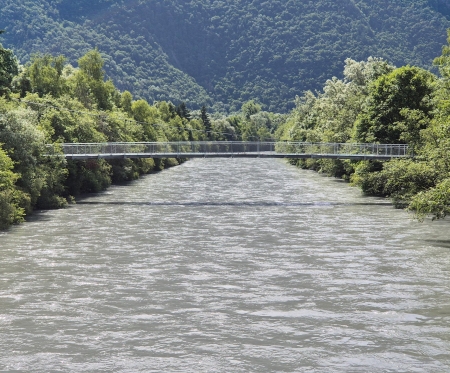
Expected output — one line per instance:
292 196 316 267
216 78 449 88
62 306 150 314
2 28 450 228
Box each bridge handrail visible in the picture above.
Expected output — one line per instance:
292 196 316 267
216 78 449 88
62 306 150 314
274 142 409 156
46 141 409 157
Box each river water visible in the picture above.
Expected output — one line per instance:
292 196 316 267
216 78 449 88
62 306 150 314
0 158 449 372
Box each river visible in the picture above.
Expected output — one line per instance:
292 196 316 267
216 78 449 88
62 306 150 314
0 158 449 372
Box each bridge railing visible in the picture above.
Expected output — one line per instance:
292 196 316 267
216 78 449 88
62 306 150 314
275 142 409 157
47 141 409 158
53 141 279 156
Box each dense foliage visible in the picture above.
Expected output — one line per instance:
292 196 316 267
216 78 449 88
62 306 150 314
0 40 286 229
2 1 450 227
277 30 450 221
0 44 210 228
1 0 450 112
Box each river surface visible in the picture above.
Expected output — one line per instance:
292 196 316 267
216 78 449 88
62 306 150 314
0 158 449 372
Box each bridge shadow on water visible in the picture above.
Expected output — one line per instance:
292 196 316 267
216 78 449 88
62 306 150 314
76 201 393 207
423 239 450 249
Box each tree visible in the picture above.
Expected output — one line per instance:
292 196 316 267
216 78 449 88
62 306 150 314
74 49 115 110
211 118 237 141
200 105 212 137
78 48 104 81
343 57 395 90
241 100 261 120
176 102 191 121
12 67 32 98
0 41 19 97
131 99 158 141
0 108 43 204
434 29 450 78
0 145 26 228
352 159 438 206
28 54 67 97
120 90 133 115
354 66 435 144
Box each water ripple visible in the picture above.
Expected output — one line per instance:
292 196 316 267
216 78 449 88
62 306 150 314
0 158 449 372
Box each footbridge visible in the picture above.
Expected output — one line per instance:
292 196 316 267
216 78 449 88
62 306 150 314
48 141 410 160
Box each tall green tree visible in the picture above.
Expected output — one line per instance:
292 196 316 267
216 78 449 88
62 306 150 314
0 36 19 97
74 49 115 110
176 102 191 121
28 54 67 97
200 105 212 137
78 48 104 81
354 66 435 145
241 100 261 120
120 90 133 115
131 99 159 141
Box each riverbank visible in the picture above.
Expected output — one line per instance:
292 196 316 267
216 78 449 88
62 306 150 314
275 55 450 221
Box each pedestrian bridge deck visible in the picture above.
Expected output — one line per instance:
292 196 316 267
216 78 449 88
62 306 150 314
48 141 410 161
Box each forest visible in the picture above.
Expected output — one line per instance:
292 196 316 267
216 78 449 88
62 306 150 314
1 0 450 112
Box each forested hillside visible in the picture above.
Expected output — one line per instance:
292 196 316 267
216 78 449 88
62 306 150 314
1 0 450 112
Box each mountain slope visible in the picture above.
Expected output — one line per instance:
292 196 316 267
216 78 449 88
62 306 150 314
1 0 449 112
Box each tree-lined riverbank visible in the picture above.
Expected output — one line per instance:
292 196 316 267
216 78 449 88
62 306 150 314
276 33 450 220
0 48 205 228
3 29 450 229
0 43 285 229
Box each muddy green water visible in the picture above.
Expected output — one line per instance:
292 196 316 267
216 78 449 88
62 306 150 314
0 158 449 372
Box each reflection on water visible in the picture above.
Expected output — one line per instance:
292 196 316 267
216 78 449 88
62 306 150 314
0 158 449 372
